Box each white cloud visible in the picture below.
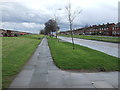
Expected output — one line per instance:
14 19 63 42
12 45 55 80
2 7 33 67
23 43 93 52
1 22 43 33
0 0 119 33
22 22 44 29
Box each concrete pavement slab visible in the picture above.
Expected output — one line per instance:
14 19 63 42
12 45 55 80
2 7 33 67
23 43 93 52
84 73 104 81
93 81 114 88
10 70 34 88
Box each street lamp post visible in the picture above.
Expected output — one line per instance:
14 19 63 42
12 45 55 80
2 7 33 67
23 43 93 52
54 8 62 39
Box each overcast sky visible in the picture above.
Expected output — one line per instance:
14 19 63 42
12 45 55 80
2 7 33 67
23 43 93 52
0 0 119 33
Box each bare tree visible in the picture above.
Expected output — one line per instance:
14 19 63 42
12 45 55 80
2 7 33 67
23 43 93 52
65 2 82 49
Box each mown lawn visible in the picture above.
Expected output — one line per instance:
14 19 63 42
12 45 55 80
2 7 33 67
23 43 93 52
60 35 120 43
48 37 119 71
2 34 44 88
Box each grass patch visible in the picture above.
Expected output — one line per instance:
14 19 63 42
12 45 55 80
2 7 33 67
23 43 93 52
2 34 44 88
48 37 119 71
60 35 120 43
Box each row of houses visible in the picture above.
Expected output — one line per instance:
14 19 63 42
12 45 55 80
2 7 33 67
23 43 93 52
59 23 120 36
0 29 30 37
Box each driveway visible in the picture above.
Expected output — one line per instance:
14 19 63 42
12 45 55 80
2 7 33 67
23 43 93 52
58 36 119 58
9 38 118 88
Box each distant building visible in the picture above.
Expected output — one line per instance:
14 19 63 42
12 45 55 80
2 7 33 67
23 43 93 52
0 29 30 37
0 29 4 37
59 23 120 36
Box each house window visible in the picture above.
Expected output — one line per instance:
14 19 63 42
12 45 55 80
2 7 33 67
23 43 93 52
112 27 113 30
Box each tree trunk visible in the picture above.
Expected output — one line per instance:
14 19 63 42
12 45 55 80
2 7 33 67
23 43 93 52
70 23 74 49
56 31 57 39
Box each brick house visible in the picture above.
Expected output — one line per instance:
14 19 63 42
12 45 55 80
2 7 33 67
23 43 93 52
1 29 29 37
0 29 4 37
112 23 120 36
59 23 120 36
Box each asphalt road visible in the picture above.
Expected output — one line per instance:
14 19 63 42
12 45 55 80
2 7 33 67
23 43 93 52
58 36 119 58
9 38 118 88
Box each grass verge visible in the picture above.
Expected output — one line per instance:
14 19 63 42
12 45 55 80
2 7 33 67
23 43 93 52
2 34 44 88
48 37 119 71
60 35 120 43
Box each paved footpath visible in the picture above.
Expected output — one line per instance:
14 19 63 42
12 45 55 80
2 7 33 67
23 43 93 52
10 38 119 88
58 36 119 58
